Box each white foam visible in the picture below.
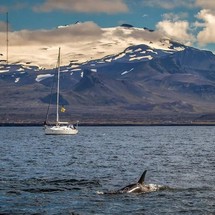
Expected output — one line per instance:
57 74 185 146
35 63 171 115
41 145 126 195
96 191 104 195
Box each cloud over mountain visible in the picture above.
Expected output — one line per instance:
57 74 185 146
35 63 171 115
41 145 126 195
195 9 215 45
0 22 103 46
156 20 195 45
0 0 214 53
1 23 170 68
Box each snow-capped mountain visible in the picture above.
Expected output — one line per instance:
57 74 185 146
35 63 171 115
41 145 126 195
0 23 183 69
0 24 215 124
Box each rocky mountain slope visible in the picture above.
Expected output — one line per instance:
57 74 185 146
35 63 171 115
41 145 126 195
0 25 214 124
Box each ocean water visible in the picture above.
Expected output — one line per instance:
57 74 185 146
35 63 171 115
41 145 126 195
0 126 214 215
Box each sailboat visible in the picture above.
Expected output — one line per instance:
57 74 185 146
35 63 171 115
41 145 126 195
44 48 78 135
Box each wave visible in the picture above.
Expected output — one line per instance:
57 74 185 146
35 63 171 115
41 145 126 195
5 177 101 194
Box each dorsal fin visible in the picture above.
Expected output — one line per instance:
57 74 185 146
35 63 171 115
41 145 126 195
138 170 147 184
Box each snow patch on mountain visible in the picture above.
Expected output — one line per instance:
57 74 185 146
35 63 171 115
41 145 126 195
0 69 9 73
15 77 20 83
114 53 126 60
121 68 134 75
129 55 152 61
36 74 54 82
17 68 25 72
71 68 81 72
91 68 97 72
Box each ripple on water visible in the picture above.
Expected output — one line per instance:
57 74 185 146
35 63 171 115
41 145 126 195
0 126 215 214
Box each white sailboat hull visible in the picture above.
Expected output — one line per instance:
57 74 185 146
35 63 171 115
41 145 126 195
45 125 78 135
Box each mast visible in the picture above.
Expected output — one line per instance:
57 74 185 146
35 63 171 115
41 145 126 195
56 47 61 124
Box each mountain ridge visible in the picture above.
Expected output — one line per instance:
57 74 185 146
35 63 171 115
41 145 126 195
0 25 215 124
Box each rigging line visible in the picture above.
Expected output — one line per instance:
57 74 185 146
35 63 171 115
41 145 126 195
6 12 9 64
44 63 58 123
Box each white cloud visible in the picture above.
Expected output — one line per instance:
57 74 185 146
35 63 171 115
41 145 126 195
0 22 178 68
33 0 128 13
0 2 27 12
0 22 103 46
162 12 188 22
195 9 215 45
0 21 7 32
195 0 215 10
156 20 195 45
112 27 162 42
145 1 215 46
0 21 105 68
143 0 194 9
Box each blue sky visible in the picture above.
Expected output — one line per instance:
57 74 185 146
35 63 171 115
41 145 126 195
0 0 215 52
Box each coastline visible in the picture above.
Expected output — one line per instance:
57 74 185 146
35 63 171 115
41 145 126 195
1 122 215 126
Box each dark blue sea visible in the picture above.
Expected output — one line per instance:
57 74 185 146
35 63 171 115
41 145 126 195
0 126 215 215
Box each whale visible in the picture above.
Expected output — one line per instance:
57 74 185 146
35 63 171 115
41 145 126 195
97 170 167 194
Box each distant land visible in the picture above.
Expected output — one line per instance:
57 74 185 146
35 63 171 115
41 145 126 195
0 24 215 125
